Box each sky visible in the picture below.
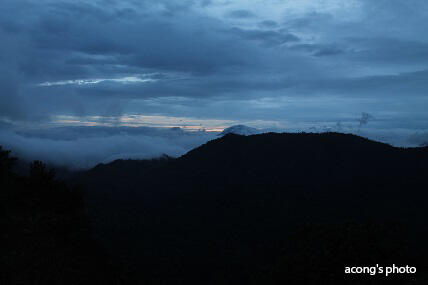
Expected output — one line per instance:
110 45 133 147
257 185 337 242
1 0 428 167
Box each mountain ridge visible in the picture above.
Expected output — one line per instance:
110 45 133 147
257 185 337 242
83 132 427 192
73 131 428 284
5 132 427 284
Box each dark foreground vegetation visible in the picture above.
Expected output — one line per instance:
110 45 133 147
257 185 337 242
0 148 124 284
2 132 428 284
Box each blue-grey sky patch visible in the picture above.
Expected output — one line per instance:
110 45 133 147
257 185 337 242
226 9 256 19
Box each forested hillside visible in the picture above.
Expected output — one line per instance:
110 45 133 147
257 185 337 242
2 132 428 284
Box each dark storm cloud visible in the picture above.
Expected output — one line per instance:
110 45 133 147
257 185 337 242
0 1 233 78
0 0 427 154
0 0 258 121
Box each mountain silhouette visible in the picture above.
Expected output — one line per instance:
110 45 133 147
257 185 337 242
74 132 428 284
3 132 428 284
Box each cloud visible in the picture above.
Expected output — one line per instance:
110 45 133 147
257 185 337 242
226 9 256 19
290 43 344 57
0 126 217 169
38 74 159 86
357 112 374 130
258 20 278 28
0 0 427 144
228 27 300 46
1 122 425 171
407 131 428 147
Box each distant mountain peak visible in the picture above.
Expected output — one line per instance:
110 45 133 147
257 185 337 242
219 125 260 136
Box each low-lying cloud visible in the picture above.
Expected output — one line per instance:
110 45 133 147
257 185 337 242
0 126 216 169
1 123 427 170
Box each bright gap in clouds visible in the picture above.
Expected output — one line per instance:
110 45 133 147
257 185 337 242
38 74 160 86
51 114 234 132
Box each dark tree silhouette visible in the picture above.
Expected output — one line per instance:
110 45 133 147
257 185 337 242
0 146 126 285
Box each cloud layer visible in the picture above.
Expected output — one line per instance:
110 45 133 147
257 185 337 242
1 0 427 165
1 122 426 169
0 126 217 169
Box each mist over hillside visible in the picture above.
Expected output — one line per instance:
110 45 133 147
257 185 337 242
1 123 428 169
0 126 217 169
